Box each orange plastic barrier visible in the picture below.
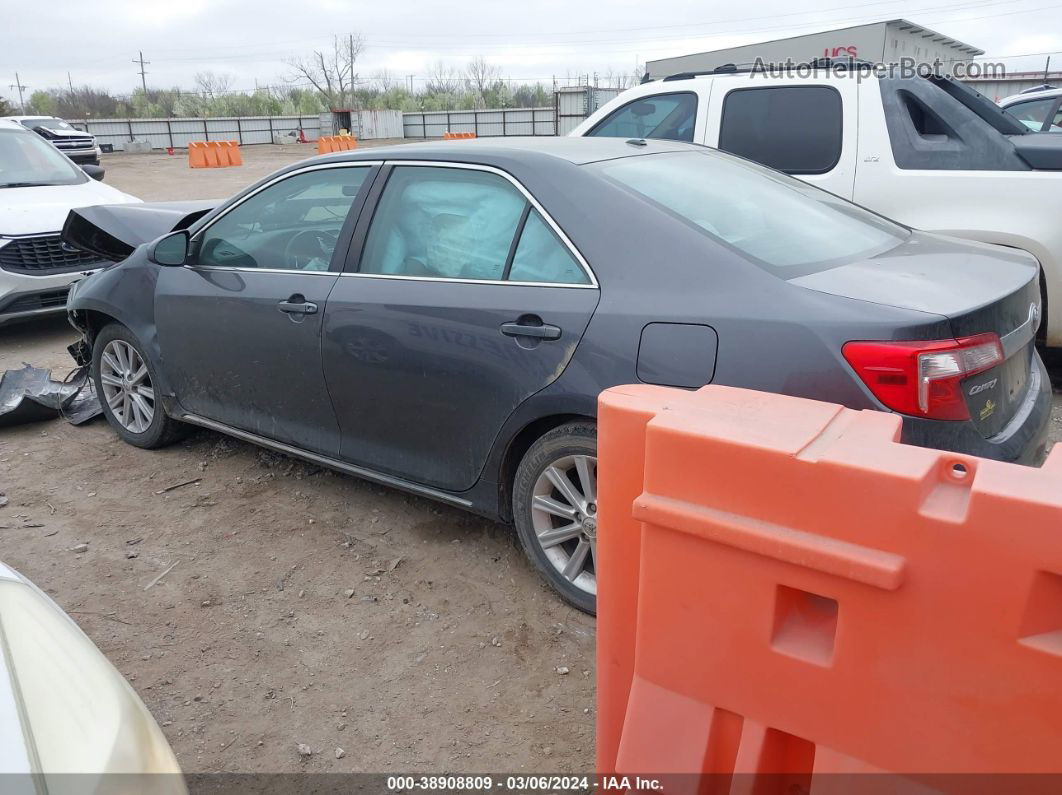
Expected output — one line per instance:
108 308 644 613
221 140 243 166
316 135 357 154
187 141 208 168
187 140 242 168
598 384 1062 786
443 131 476 139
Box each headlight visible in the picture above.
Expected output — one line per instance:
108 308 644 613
0 576 185 790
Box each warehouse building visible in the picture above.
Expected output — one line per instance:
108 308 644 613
645 19 984 80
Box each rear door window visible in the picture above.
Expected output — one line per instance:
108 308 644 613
359 166 527 280
587 92 697 142
718 86 843 174
508 209 589 285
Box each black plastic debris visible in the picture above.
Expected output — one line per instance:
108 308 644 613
0 364 102 428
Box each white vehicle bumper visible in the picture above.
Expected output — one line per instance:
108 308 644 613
0 235 105 325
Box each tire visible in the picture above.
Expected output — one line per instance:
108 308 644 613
513 421 599 615
92 323 187 449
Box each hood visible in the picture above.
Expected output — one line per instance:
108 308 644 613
62 200 216 261
1 181 140 236
37 127 92 139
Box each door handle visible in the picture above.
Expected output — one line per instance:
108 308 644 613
500 320 562 340
277 297 318 315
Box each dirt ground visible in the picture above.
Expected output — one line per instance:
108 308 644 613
2 144 1061 775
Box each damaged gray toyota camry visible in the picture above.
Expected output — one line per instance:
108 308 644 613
62 137 1051 613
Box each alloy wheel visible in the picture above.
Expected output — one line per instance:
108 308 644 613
99 340 155 434
530 454 598 596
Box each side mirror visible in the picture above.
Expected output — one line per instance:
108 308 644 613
151 230 190 267
82 164 105 182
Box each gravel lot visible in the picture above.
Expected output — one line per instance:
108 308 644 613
1 144 1060 774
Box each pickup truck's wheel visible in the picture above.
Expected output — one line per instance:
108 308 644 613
92 323 186 449
513 422 598 614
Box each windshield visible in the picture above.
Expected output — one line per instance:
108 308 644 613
19 118 75 132
591 150 907 272
0 128 86 187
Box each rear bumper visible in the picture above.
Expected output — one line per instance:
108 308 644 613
901 351 1052 466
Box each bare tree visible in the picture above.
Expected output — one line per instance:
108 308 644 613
193 71 234 99
464 56 501 108
286 34 364 109
372 69 395 92
425 61 460 96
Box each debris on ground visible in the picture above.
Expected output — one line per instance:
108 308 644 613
0 365 101 427
297 743 313 758
154 478 202 495
70 543 89 554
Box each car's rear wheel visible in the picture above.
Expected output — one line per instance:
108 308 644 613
513 422 598 614
92 323 186 449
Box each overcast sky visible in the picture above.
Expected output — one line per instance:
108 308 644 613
4 0 1062 104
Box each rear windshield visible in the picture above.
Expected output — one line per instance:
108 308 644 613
590 150 907 272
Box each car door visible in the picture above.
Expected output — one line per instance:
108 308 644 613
155 162 378 456
322 162 600 492
703 78 858 199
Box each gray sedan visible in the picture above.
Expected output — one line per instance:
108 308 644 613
64 137 1051 613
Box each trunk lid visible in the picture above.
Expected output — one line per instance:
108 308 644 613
792 232 1042 434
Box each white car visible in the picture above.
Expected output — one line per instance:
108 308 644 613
999 86 1062 133
572 67 1062 346
0 561 185 785
0 119 139 326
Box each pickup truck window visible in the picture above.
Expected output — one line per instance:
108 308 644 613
593 151 906 273
586 92 697 142
718 86 842 175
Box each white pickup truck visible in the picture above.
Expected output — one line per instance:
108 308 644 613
572 68 1062 346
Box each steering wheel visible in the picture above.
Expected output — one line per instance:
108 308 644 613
283 229 338 270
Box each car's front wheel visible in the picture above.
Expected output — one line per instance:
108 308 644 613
92 323 186 449
513 421 598 614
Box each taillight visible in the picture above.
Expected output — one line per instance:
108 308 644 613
842 333 1004 421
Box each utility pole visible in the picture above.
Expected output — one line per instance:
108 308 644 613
348 34 356 110
67 72 75 93
133 51 149 95
1045 56 1052 83
407 74 415 93
9 73 27 113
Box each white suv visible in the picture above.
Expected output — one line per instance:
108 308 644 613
0 119 139 325
573 68 1062 346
